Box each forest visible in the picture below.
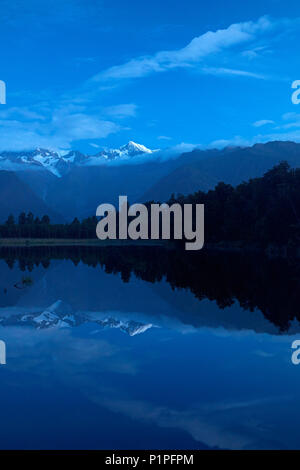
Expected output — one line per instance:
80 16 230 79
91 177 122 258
0 162 299 247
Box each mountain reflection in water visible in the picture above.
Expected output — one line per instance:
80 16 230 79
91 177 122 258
0 246 300 450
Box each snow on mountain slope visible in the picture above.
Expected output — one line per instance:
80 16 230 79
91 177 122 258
96 141 153 160
0 142 155 177
0 300 154 335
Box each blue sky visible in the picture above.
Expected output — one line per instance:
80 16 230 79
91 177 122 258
1 0 300 152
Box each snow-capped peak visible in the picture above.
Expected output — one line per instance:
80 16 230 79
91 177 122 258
120 141 153 154
0 300 154 335
95 141 155 161
0 141 156 177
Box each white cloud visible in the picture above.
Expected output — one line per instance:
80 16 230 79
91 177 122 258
0 106 46 121
203 67 268 80
253 119 275 127
210 135 251 148
209 112 300 149
209 111 300 149
282 112 300 121
157 135 172 141
0 106 121 151
276 112 300 129
0 82 138 149
156 142 201 159
1 15 298 151
242 45 271 60
262 129 300 142
89 142 100 148
92 16 275 83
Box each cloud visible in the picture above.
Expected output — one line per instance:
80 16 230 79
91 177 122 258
282 112 300 121
249 113 300 142
95 142 201 167
275 112 300 130
0 105 121 151
89 142 100 148
91 16 275 83
209 117 300 149
150 142 201 162
96 393 292 450
210 136 251 148
203 67 268 80
0 106 46 121
208 111 300 149
242 45 271 60
253 119 275 127
157 135 172 141
103 103 138 118
1 15 298 151
54 112 119 141
261 129 300 142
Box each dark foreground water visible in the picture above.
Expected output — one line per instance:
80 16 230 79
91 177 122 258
0 246 300 450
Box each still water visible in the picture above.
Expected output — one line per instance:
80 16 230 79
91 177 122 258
0 246 300 450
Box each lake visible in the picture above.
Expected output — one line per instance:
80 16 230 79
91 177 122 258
0 246 300 450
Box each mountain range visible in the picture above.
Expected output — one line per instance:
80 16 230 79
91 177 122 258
1 140 300 222
0 141 156 177
142 141 300 201
0 299 154 335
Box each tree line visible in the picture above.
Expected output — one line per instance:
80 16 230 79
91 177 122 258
0 213 98 239
166 161 300 247
0 161 300 246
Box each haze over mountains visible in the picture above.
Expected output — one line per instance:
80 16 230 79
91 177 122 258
1 140 300 222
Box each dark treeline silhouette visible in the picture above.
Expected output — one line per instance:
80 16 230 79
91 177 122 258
0 162 300 247
0 245 300 331
165 161 300 247
0 213 98 239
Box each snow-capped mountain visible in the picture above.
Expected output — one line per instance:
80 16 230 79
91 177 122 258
0 300 154 335
0 141 156 177
96 141 153 160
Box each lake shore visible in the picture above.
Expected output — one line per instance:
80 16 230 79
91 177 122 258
0 238 170 247
0 239 298 259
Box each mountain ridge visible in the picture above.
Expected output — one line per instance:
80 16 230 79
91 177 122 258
1 140 300 222
0 141 156 177
141 140 300 202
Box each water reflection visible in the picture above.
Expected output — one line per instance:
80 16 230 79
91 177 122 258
0 246 300 449
0 246 299 333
